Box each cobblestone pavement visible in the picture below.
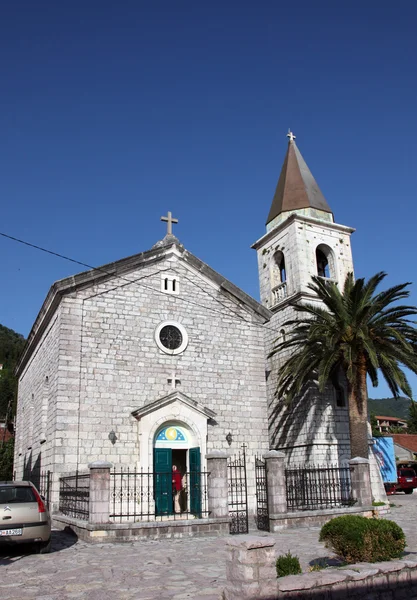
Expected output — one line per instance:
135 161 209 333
1 494 416 600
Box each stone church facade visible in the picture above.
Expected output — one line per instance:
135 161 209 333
14 134 354 512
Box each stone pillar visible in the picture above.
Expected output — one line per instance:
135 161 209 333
264 450 287 517
206 451 229 519
223 536 277 600
88 461 112 524
349 457 372 507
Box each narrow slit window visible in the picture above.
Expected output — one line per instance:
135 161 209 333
161 274 180 295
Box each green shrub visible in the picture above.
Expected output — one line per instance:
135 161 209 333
319 515 406 563
276 552 302 577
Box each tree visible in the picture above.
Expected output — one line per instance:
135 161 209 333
407 401 417 434
370 413 382 438
0 438 14 480
0 323 25 420
270 273 417 459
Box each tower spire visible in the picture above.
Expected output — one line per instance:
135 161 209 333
266 133 332 227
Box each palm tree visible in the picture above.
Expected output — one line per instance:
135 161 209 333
270 272 417 459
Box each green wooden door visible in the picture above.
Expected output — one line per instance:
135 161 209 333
189 447 201 516
154 448 172 515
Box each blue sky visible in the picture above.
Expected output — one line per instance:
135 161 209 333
1 1 416 399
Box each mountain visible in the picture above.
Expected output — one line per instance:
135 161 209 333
0 324 26 418
368 397 412 420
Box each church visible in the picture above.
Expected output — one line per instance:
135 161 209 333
13 133 354 513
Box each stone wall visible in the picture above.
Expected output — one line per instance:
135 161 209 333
53 514 230 543
14 312 61 479
223 535 417 600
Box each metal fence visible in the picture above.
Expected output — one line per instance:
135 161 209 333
38 470 52 507
59 472 90 520
285 464 352 511
227 449 248 534
28 470 51 507
255 456 269 531
109 468 209 522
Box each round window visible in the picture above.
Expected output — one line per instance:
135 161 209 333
155 321 188 355
159 325 183 350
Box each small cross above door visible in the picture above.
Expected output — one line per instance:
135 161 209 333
167 371 181 389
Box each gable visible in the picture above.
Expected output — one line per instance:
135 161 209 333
16 237 271 375
132 390 216 421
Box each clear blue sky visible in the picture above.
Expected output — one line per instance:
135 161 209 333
1 1 416 399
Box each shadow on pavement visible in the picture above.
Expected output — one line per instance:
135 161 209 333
0 528 78 565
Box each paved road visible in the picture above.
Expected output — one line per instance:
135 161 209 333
1 493 416 599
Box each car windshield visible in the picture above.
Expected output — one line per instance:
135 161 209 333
399 469 416 478
0 486 37 504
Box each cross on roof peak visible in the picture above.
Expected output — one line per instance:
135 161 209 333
161 211 178 235
287 130 296 142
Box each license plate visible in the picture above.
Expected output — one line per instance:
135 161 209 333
0 528 22 536
406 479 413 482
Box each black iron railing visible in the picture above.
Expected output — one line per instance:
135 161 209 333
28 470 51 507
285 464 353 512
59 472 90 520
38 470 52 507
255 456 269 531
109 468 209 522
227 449 248 534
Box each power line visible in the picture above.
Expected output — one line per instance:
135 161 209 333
0 230 255 325
0 229 285 339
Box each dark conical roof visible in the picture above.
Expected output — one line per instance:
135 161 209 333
266 136 332 225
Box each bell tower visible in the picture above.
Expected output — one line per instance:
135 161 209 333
252 132 355 464
253 131 355 310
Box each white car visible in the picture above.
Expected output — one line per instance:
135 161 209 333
0 481 51 553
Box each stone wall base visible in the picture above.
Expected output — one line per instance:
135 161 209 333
223 535 414 600
53 515 230 542
224 560 417 600
270 504 389 530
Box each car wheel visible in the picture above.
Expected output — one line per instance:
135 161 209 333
38 538 51 554
404 489 413 495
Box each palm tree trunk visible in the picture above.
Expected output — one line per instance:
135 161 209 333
347 358 369 459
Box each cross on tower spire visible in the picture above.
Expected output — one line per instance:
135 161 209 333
287 129 296 142
161 211 178 235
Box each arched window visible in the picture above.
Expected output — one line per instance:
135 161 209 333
316 249 330 278
316 244 335 280
279 255 286 283
271 250 287 287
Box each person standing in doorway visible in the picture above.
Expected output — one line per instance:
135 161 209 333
172 465 182 513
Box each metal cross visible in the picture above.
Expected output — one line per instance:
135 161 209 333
287 129 296 142
161 211 178 235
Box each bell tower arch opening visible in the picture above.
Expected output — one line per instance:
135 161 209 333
316 243 336 281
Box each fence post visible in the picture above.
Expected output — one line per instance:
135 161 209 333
263 450 287 531
223 536 277 600
206 451 229 519
349 457 372 507
88 461 113 524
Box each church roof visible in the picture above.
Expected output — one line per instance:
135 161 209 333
266 134 333 225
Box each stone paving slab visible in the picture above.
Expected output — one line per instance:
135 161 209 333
1 493 417 599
